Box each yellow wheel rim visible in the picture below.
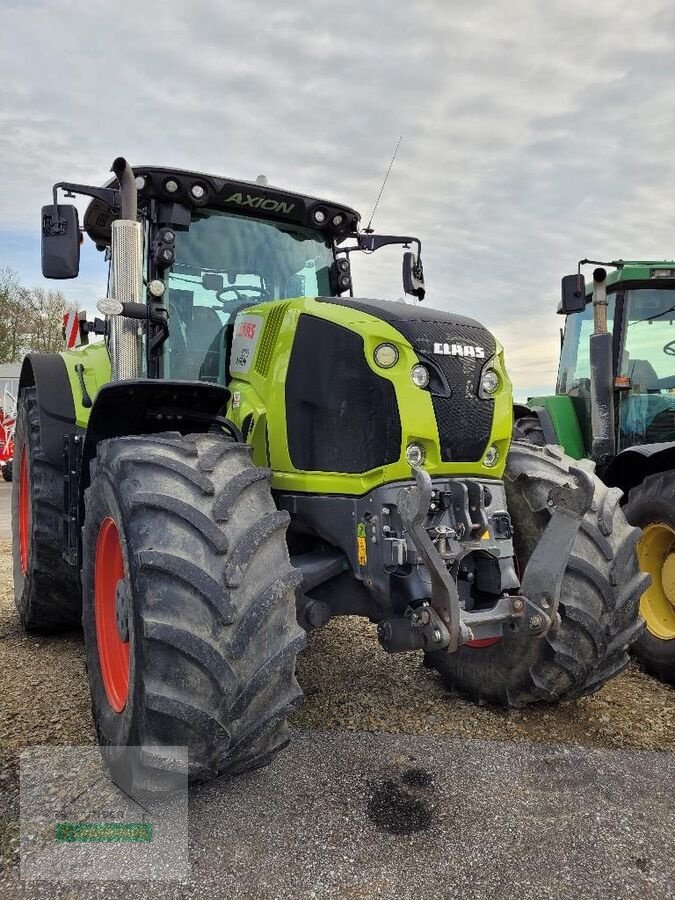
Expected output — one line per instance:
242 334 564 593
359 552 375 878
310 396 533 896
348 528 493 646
636 523 675 641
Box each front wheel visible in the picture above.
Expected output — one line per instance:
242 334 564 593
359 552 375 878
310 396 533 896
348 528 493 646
82 431 305 789
425 443 647 706
623 470 675 684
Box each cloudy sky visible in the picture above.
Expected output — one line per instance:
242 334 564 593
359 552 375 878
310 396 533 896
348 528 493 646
2 0 675 397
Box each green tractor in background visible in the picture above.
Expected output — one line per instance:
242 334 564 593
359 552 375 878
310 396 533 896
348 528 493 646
515 262 675 684
14 158 646 789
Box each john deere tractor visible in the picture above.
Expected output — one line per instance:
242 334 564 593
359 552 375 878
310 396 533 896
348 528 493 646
14 158 646 788
515 262 675 683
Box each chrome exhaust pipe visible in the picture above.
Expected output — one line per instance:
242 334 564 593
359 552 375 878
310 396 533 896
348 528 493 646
108 157 143 381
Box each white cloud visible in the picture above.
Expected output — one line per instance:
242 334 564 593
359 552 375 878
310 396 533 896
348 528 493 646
2 0 675 392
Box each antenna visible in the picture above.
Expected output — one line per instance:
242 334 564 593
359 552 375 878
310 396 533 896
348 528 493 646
364 136 403 233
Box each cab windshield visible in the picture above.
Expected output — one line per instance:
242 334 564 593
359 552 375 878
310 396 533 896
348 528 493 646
165 209 334 380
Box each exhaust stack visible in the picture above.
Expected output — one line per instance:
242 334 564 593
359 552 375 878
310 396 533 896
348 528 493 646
109 157 143 381
589 267 616 464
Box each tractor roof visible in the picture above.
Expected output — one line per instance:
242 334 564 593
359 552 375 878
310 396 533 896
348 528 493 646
587 260 675 293
83 165 361 248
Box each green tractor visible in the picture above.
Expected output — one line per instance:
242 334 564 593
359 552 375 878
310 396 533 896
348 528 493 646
515 261 675 684
14 158 646 788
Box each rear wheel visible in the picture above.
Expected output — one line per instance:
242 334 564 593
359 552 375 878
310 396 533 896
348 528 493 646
82 432 305 789
3 459 13 482
425 443 647 706
623 471 675 684
12 387 80 630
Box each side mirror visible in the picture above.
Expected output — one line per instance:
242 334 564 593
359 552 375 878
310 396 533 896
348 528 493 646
403 251 425 300
560 274 586 314
41 204 80 279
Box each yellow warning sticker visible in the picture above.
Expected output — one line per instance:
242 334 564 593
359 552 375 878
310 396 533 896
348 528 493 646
357 522 367 566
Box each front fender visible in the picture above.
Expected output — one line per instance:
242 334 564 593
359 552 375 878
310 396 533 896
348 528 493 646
603 442 675 494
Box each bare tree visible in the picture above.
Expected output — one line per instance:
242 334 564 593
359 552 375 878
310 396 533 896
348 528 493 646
0 269 68 362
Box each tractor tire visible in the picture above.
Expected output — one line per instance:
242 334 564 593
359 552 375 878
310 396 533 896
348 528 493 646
512 414 545 445
3 459 12 482
12 387 80 631
425 442 647 706
623 470 675 684
81 431 305 790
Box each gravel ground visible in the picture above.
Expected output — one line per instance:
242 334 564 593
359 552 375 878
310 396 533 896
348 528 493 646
1 537 674 878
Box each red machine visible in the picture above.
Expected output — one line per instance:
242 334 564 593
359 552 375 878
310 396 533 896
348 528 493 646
0 390 15 482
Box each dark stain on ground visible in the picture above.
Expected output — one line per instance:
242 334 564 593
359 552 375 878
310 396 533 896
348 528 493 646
401 767 433 788
367 767 433 835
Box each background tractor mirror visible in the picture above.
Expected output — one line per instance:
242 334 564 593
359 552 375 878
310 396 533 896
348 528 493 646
560 273 586 314
403 251 425 300
41 204 80 279
202 273 224 292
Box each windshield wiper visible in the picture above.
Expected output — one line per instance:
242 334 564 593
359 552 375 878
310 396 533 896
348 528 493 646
629 304 675 326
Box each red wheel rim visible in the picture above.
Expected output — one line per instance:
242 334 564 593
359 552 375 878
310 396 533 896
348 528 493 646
18 446 29 574
94 517 130 712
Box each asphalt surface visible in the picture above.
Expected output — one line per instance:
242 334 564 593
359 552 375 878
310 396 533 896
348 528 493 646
0 482 10 541
2 731 673 899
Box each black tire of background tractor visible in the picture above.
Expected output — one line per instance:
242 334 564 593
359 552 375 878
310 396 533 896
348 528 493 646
81 432 306 790
623 471 675 685
12 387 80 631
3 459 12 482
425 442 647 706
512 415 545 445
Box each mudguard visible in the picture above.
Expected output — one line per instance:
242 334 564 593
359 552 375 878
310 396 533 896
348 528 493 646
603 442 675 494
19 353 79 466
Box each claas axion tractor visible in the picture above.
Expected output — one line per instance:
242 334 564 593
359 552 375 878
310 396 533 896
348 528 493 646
14 157 646 788
516 262 675 683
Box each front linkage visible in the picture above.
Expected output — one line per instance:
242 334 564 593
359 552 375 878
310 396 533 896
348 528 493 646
378 464 595 654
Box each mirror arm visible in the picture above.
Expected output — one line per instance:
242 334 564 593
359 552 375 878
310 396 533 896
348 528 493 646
357 233 422 256
51 182 119 221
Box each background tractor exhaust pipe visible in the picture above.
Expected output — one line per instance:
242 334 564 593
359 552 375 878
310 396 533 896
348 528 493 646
589 267 616 464
108 157 143 381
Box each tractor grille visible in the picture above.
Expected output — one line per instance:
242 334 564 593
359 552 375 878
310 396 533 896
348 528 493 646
285 315 401 473
315 297 497 463
394 319 496 462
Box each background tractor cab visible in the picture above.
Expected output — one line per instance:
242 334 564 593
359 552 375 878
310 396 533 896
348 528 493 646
519 260 675 683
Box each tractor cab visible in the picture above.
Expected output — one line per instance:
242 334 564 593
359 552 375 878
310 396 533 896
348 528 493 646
556 262 675 454
43 163 426 383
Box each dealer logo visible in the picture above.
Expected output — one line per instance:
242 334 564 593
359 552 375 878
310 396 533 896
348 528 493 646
433 342 485 358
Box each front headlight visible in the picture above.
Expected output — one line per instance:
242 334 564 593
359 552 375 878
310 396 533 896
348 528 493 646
374 343 399 368
406 442 426 467
410 364 430 388
480 367 500 395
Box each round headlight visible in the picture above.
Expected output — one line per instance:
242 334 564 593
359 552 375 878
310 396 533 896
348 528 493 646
164 179 179 194
374 343 399 368
148 279 165 298
480 368 500 395
484 444 500 467
191 183 206 199
406 442 426 468
313 209 326 224
411 364 430 388
135 175 146 190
